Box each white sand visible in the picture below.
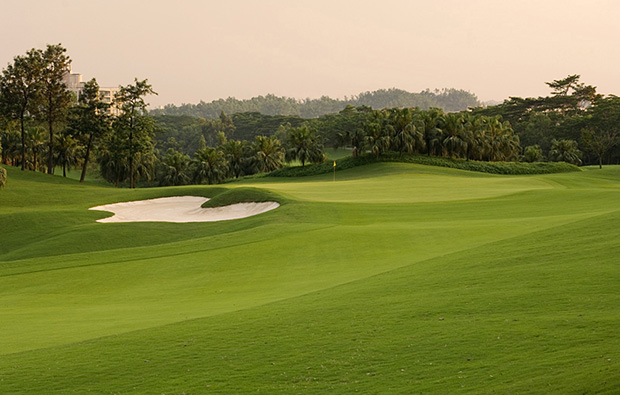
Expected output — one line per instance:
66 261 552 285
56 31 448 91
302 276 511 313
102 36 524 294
89 196 280 223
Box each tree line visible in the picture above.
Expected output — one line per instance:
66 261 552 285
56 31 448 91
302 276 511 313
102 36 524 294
472 75 620 167
149 88 480 119
0 44 160 188
0 44 325 188
1 44 617 190
151 106 523 187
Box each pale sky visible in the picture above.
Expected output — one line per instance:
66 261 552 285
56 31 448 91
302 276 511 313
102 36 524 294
2 0 619 108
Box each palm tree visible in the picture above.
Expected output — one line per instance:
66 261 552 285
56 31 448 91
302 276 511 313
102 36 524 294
549 139 582 165
252 135 284 173
387 108 424 156
1 129 22 166
441 113 467 158
502 133 521 162
522 145 544 162
97 129 129 187
192 147 228 184
221 139 247 178
25 126 46 171
133 150 156 185
349 128 366 158
483 117 520 161
420 109 444 157
157 148 190 186
462 114 485 161
53 133 81 177
364 110 391 158
285 125 325 166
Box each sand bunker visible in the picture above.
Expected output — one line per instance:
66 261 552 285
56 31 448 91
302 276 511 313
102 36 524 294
89 196 280 223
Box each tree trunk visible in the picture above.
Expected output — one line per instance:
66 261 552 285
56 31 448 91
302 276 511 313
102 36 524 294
80 133 94 183
129 155 134 188
20 116 26 171
129 116 134 188
47 118 54 174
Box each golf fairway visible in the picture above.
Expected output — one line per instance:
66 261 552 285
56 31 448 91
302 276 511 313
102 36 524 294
1 163 619 393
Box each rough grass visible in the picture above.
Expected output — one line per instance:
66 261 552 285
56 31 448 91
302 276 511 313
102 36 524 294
0 163 619 394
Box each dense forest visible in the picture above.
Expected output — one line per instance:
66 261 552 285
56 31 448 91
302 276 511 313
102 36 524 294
149 88 480 118
152 74 620 178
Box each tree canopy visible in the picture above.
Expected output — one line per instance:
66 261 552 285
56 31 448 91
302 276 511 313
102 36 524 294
150 88 480 119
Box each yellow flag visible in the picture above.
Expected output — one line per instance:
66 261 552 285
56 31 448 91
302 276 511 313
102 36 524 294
333 161 336 167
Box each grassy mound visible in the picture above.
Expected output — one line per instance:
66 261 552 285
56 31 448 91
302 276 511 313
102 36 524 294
201 187 287 208
268 153 581 177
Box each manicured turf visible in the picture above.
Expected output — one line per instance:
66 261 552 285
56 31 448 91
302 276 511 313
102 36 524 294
0 163 619 393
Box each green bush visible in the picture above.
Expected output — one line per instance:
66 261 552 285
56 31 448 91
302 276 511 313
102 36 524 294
267 153 581 177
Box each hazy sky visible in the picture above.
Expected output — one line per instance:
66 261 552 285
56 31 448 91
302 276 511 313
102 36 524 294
2 0 619 108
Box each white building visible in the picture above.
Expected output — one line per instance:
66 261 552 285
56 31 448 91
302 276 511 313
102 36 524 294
63 69 120 115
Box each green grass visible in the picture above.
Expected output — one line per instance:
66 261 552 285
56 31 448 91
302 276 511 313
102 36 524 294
0 163 619 393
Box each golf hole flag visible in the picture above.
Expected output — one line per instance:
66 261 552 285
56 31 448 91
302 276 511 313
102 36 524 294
333 161 336 167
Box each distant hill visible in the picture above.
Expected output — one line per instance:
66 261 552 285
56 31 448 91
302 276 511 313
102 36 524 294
150 88 480 118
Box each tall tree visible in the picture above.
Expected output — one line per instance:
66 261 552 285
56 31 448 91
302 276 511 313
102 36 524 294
0 49 43 170
35 44 73 174
67 78 111 182
114 79 157 188
546 74 582 96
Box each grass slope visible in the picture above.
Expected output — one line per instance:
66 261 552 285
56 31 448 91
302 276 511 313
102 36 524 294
0 164 619 393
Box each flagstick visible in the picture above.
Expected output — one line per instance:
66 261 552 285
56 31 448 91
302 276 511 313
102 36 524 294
333 161 336 182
